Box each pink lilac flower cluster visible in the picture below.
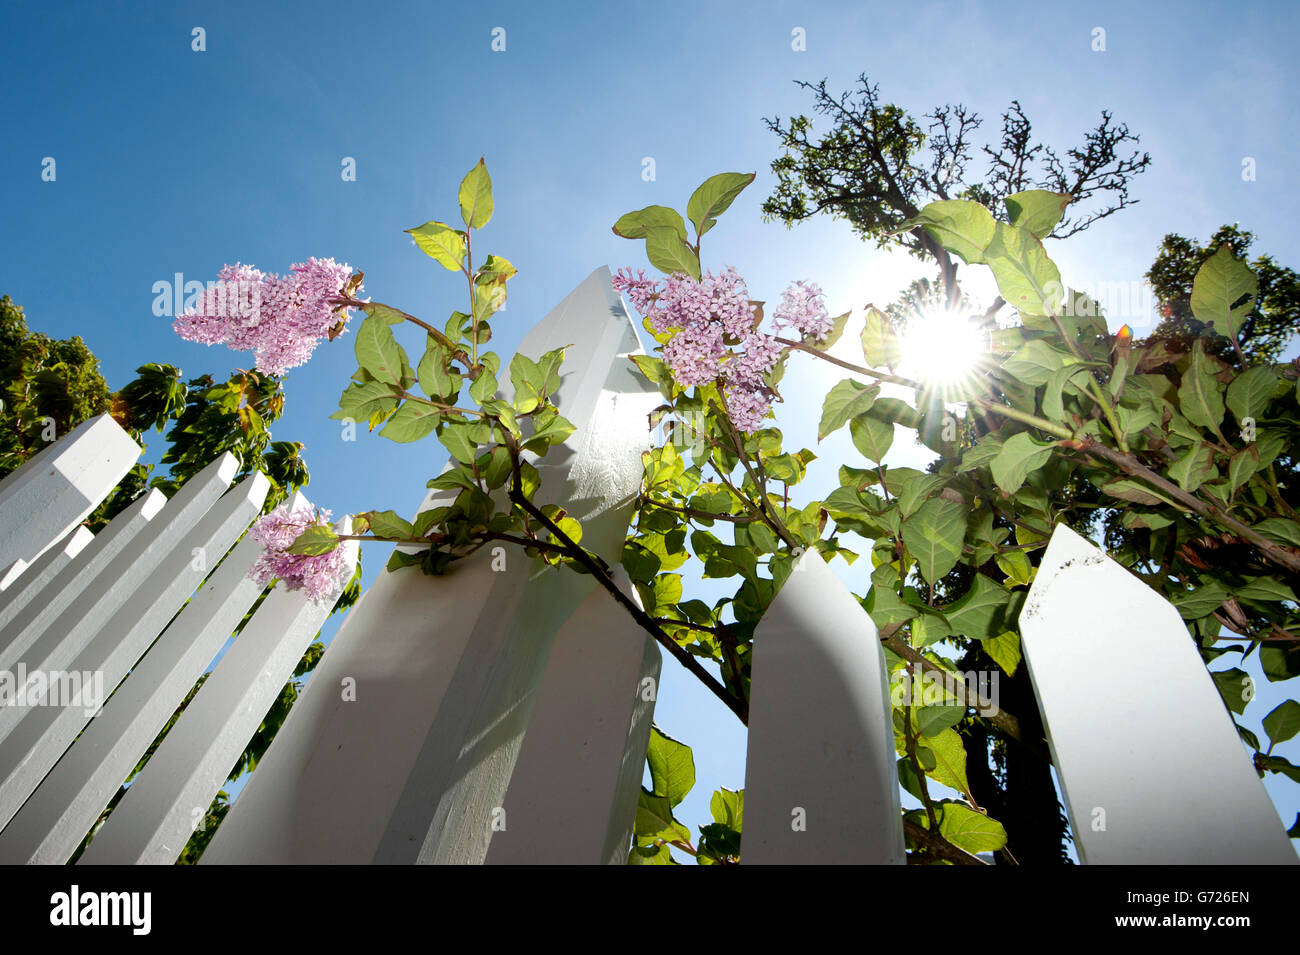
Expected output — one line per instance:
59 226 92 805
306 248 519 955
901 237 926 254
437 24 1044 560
771 280 831 341
247 501 352 602
173 257 357 376
613 267 811 433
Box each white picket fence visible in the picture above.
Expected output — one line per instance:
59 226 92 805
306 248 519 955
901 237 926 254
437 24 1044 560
0 268 1292 865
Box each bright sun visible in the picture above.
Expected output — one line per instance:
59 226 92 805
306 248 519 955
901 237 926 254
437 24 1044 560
898 308 989 390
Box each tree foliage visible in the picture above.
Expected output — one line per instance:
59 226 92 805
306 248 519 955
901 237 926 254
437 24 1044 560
1147 223 1300 365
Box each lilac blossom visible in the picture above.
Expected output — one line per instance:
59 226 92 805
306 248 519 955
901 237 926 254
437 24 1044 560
613 266 789 433
173 257 358 376
772 280 831 342
247 501 351 602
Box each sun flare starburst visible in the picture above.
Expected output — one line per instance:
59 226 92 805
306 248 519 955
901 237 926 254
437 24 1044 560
898 308 990 394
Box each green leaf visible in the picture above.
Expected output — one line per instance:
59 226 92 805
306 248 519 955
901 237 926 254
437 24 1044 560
354 315 408 387
1260 755 1300 784
1178 339 1226 435
437 419 479 463
417 339 457 401
995 549 1033 587
363 510 414 540
1253 518 1300 548
901 497 968 585
984 222 1064 317
1042 365 1091 423
1168 441 1218 492
468 368 498 404
1004 190 1072 239
472 283 506 325
924 728 970 794
860 306 901 368
818 379 878 440
901 200 995 265
1263 700 1300 746
990 432 1055 495
709 787 744 830
1225 366 1277 425
1190 245 1258 342
849 413 894 463
406 220 466 271
812 310 852 351
644 227 702 280
1212 668 1253 715
1002 340 1079 387
1101 478 1175 507
286 524 339 556
634 790 690 843
612 204 688 242
457 157 494 229
362 302 406 326
685 171 755 240
331 379 401 423
536 346 566 396
943 574 1014 641
1227 444 1262 492
937 803 1007 853
379 401 440 443
646 726 695 808
523 409 576 454
959 435 1005 472
1262 644 1300 683
628 842 676 865
915 705 963 737
983 630 1021 676
1172 580 1229 620
476 254 517 286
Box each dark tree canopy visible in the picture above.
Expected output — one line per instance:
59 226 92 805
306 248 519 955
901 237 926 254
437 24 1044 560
1147 224 1300 365
762 75 1152 302
0 294 111 476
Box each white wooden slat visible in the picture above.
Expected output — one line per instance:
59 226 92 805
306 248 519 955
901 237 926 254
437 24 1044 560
486 568 660 865
0 455 239 730
0 414 140 574
77 513 357 865
0 488 168 674
1019 522 1297 864
0 455 238 685
0 527 93 631
202 267 658 864
0 479 277 864
742 549 905 864
198 514 513 864
0 467 262 830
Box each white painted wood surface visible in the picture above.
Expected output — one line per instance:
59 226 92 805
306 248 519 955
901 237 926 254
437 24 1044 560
1019 522 1297 864
0 465 261 830
742 549 905 864
0 527 93 632
203 267 660 864
0 488 167 678
0 479 277 864
0 414 140 575
78 511 356 865
0 456 237 722
486 568 660 865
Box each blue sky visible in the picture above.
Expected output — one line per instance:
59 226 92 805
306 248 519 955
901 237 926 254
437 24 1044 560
3 0 1298 860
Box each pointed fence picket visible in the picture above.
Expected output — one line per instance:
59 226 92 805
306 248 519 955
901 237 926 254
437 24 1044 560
0 414 140 577
0 271 1293 865
1019 523 1297 864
